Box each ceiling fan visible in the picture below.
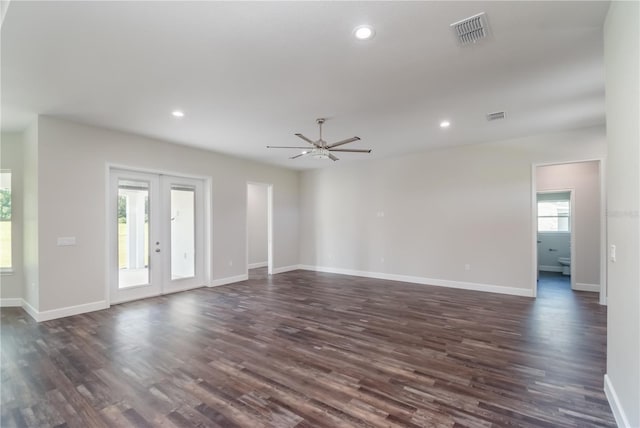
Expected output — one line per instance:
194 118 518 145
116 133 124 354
267 118 371 161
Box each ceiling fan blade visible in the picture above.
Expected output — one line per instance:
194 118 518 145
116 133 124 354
328 153 339 161
289 153 306 159
328 149 372 153
295 133 321 148
267 146 312 149
326 136 360 149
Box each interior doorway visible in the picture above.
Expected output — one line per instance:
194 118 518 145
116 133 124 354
536 190 575 289
109 168 206 304
531 160 606 304
246 182 273 276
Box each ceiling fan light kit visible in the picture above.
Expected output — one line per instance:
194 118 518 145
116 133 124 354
267 118 372 161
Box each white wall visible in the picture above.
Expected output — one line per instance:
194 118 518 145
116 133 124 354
0 132 24 301
604 2 640 426
536 161 601 287
34 116 299 313
300 126 606 295
23 120 39 311
247 183 268 267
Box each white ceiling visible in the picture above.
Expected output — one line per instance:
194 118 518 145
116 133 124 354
1 1 609 170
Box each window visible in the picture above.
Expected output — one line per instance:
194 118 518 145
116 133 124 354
538 199 570 232
0 171 11 270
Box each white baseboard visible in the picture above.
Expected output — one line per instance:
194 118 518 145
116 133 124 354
19 298 108 322
0 298 22 307
272 265 300 274
209 274 248 287
36 300 109 322
539 265 563 273
574 282 600 293
21 299 39 321
299 265 534 297
248 262 268 269
604 374 631 427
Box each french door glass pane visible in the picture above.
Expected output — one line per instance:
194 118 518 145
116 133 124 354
171 186 195 280
118 180 150 288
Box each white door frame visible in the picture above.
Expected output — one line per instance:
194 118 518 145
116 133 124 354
530 159 606 305
105 164 212 306
246 181 273 276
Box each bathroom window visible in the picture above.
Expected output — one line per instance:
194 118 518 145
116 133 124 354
538 199 570 232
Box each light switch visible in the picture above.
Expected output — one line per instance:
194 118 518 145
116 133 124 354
610 244 616 262
57 237 76 246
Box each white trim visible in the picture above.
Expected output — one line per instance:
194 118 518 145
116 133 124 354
299 265 534 297
104 163 111 306
209 274 248 288
539 265 563 273
573 282 600 292
604 374 631 427
0 298 22 307
272 265 300 274
531 163 538 297
267 185 273 276
18 299 108 322
598 160 607 305
21 299 38 321
36 300 108 322
204 177 213 296
248 262 268 269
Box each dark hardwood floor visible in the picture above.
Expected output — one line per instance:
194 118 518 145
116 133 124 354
1 269 615 427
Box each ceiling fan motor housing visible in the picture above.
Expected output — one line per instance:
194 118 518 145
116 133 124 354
310 148 330 159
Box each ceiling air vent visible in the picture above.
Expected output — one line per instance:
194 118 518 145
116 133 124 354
486 111 506 121
451 12 489 45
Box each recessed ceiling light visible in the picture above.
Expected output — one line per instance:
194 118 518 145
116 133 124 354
172 110 184 118
353 25 375 40
440 120 451 128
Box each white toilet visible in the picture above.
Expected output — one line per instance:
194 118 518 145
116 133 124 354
558 257 571 276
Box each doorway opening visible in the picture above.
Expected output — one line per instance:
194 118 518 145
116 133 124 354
109 168 208 304
246 182 273 276
536 190 575 291
532 160 606 304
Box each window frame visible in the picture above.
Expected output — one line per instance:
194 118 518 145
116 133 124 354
537 196 572 234
0 169 13 273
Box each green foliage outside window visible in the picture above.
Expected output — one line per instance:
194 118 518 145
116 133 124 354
0 189 10 221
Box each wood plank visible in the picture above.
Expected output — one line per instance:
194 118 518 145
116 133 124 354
0 269 615 427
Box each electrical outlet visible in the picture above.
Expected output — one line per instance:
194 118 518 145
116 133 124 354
228 260 233 267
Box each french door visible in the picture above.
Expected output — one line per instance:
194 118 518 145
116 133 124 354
110 169 205 304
